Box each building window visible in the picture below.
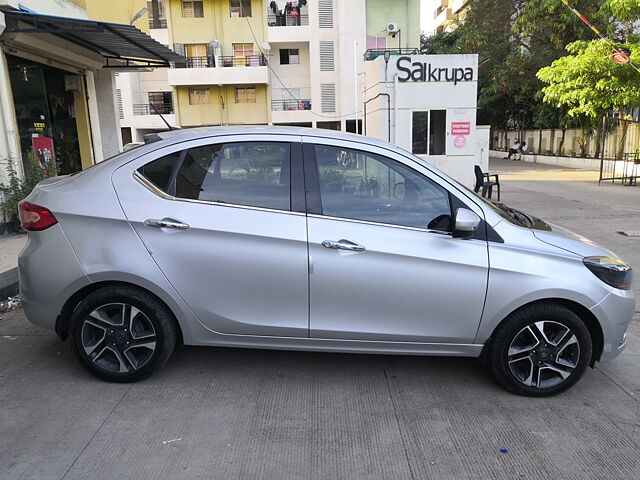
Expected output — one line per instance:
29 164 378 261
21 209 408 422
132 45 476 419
182 0 204 18
230 0 251 17
412 112 428 154
147 0 167 28
148 91 173 113
279 49 300 65
366 36 387 50
233 43 254 56
430 110 446 155
412 111 446 155
235 87 256 104
189 88 210 105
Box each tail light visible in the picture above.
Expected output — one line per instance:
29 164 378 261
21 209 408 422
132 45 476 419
18 201 58 231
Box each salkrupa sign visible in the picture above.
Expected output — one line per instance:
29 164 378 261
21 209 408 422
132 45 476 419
395 55 476 85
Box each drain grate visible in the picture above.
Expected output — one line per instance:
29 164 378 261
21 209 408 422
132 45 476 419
617 231 640 237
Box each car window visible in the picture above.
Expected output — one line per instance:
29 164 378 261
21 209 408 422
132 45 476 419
137 151 182 191
139 142 291 211
315 145 452 231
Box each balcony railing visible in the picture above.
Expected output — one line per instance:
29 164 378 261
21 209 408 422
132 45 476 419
174 56 216 68
271 99 311 111
133 103 174 115
267 13 309 26
363 48 419 61
219 55 266 67
148 18 167 29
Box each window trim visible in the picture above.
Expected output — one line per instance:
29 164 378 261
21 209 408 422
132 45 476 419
304 142 456 233
134 140 306 215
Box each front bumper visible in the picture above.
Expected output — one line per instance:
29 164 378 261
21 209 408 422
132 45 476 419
591 288 636 362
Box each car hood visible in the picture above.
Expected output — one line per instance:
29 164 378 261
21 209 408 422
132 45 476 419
533 223 618 258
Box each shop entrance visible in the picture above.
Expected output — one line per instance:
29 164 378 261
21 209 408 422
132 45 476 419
7 55 84 175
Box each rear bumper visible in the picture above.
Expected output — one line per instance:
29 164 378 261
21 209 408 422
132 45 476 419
19 224 90 330
592 289 636 362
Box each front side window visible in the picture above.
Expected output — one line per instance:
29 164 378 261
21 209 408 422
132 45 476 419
235 87 256 103
315 145 452 230
138 142 291 211
230 0 251 17
182 0 204 18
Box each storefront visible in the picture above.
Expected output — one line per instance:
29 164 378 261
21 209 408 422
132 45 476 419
0 6 183 232
363 54 489 187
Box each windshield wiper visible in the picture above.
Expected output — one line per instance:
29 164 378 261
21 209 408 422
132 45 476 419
494 203 534 228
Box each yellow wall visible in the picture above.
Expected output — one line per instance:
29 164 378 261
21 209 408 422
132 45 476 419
176 84 268 126
168 0 266 56
85 0 149 32
168 0 269 128
73 76 94 169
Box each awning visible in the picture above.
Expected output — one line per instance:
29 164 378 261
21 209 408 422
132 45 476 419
2 10 184 68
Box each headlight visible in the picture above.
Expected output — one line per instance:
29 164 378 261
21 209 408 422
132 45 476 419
583 256 632 290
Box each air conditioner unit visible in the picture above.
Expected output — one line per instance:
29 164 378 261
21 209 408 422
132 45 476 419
386 23 399 34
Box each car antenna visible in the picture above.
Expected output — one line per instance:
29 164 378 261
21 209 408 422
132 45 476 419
149 102 177 131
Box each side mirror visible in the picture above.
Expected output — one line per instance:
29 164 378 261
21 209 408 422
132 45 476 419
452 208 481 238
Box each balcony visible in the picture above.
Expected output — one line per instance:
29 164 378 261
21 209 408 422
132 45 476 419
271 99 311 111
168 54 269 86
363 48 419 61
266 9 310 43
133 103 174 115
148 18 167 29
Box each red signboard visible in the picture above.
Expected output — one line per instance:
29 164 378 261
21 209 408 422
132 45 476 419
611 51 630 64
451 122 471 135
32 137 55 165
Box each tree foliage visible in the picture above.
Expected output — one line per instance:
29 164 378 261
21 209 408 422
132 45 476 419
418 0 640 134
537 39 640 118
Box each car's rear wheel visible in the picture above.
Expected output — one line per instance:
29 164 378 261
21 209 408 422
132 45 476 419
70 286 177 382
489 303 592 396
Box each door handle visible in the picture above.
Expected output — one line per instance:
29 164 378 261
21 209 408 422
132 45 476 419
144 218 189 230
321 239 365 252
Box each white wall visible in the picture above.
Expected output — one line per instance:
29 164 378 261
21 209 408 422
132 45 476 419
363 54 480 185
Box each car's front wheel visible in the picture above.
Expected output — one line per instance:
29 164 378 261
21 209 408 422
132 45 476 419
489 303 592 396
70 285 177 382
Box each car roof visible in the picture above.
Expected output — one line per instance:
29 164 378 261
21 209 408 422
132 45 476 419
147 125 395 151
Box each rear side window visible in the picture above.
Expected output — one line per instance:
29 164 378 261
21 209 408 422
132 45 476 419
137 151 181 191
138 142 291 211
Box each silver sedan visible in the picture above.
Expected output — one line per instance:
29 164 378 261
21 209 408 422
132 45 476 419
18 127 634 396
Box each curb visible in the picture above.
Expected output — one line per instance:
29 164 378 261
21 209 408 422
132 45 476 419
0 267 18 298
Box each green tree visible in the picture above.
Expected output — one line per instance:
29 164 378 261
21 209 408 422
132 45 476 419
537 34 640 158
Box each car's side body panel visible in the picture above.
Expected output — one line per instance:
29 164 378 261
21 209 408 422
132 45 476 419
16 127 634 366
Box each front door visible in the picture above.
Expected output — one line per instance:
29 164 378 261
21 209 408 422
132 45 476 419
113 137 309 337
304 139 489 343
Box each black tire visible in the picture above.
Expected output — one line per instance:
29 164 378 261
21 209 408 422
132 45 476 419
70 285 177 382
488 303 592 397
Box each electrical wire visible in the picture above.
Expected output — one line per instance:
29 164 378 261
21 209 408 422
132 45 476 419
242 11 363 120
560 0 640 73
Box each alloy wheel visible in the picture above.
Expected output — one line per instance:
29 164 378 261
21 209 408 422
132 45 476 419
507 320 580 388
80 303 157 373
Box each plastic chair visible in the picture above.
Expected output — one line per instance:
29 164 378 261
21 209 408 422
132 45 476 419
474 165 501 201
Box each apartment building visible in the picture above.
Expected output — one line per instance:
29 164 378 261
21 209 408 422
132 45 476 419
422 0 468 35
114 0 421 142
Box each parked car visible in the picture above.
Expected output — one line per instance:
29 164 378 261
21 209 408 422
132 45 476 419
18 127 634 396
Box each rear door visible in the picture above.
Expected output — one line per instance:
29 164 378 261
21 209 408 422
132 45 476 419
112 135 309 337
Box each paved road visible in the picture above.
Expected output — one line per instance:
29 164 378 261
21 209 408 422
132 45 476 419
1 161 639 479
